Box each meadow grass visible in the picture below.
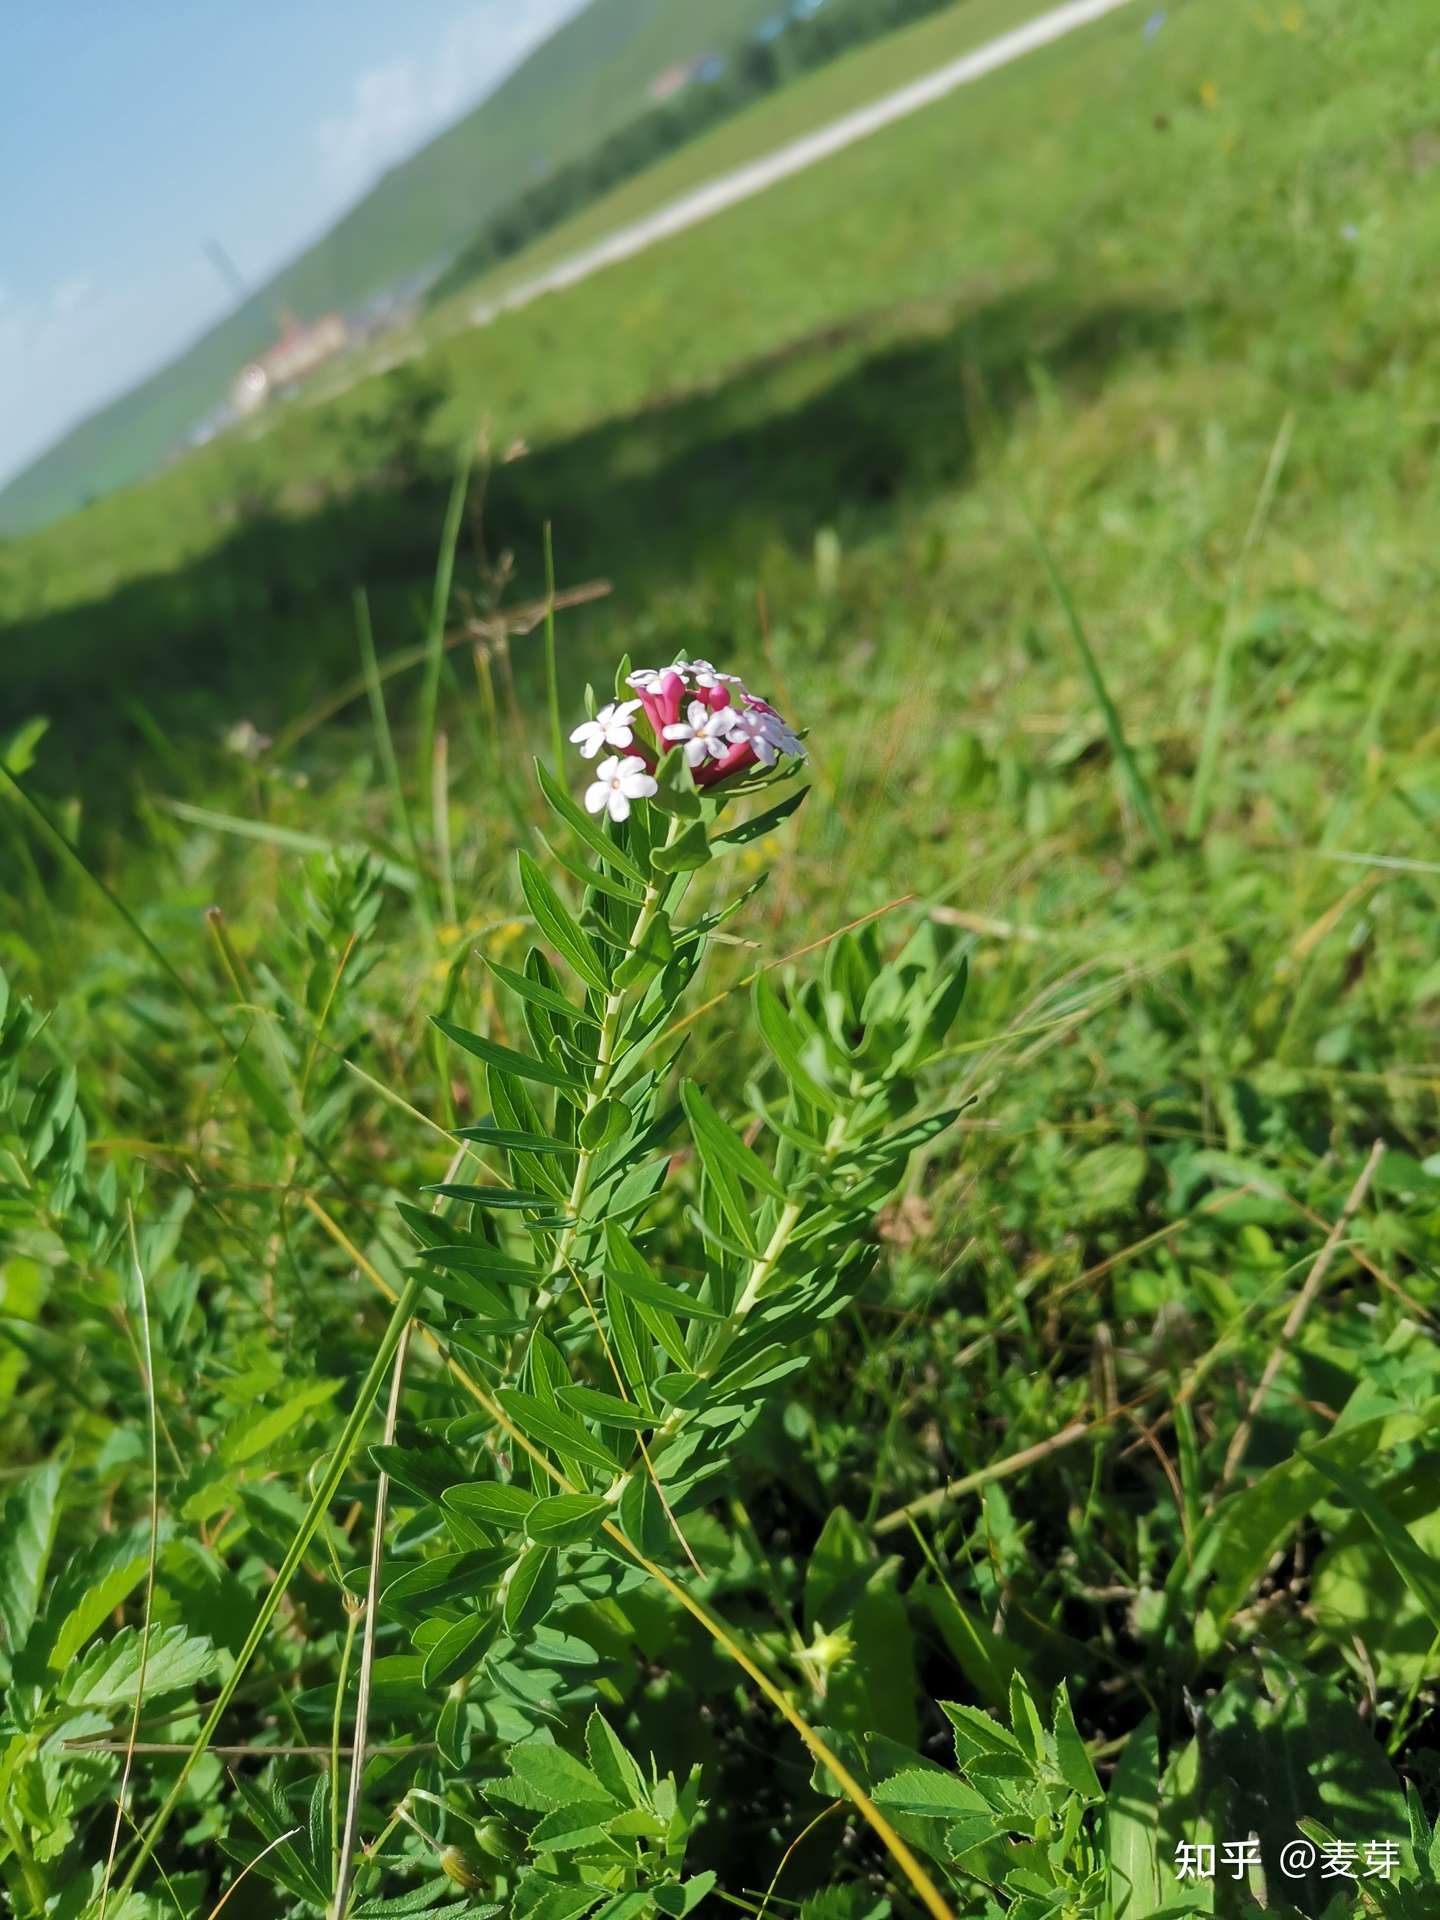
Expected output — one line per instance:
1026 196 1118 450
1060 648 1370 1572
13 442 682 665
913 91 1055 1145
1 0 1439 1911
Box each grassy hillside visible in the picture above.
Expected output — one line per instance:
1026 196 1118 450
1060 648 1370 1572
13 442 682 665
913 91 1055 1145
0 0 780 536
2 0 1440 1912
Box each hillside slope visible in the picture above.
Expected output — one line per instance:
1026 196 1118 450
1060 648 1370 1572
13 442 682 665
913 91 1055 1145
0 0 777 536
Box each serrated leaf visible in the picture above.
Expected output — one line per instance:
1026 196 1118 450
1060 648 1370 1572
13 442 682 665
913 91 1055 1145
1052 1682 1102 1799
518 851 610 992
586 1710 645 1808
221 1378 340 1464
506 1738 616 1809
61 1625 216 1709
873 1768 992 1817
0 1456 63 1655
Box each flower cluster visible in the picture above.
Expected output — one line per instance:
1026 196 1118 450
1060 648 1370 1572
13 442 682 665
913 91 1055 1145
574 658 805 820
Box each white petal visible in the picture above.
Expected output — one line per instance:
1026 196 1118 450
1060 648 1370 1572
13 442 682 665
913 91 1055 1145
607 790 632 822
619 771 658 798
683 738 708 767
686 701 709 727
595 755 620 780
661 722 691 741
568 720 593 744
606 721 634 747
616 755 648 776
584 781 609 814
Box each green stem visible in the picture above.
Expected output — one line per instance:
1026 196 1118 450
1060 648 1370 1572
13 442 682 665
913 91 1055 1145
115 1272 424 1903
510 815 682 1371
605 1107 851 1504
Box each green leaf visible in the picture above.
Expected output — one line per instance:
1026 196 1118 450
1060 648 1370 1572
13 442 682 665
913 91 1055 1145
753 972 842 1114
712 785 808 847
61 1625 216 1709
682 1077 786 1206
431 1015 583 1092
444 1482 538 1529
604 1224 724 1320
495 1390 620 1474
526 1494 610 1548
485 959 599 1028
579 1097 628 1152
422 1610 500 1690
558 1385 654 1431
506 1738 615 1810
1052 1682 1102 1800
1107 1714 1162 1918
503 1544 559 1634
518 851 610 993
221 1378 341 1464
1308 1456 1440 1632
423 1181 560 1212
47 1538 154 1672
586 1710 645 1807
535 759 647 885
651 819 711 873
873 1768 991 1817
0 1456 63 1655
451 1124 578 1155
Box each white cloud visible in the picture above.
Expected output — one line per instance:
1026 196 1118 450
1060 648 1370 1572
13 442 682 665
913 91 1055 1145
315 0 585 194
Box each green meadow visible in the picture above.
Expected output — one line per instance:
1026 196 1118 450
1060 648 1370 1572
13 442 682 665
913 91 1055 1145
2 0 1439 1914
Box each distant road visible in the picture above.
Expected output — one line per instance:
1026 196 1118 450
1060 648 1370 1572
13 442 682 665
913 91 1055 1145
469 0 1138 330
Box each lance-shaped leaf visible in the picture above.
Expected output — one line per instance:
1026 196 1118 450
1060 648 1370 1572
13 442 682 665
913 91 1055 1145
754 972 843 1114
535 758 647 886
485 958 599 1028
495 1390 621 1474
503 1544 558 1634
712 784 808 847
518 851 610 993
422 1610 500 1690
445 1482 538 1529
682 1078 787 1216
605 1223 724 1320
431 1015 583 1092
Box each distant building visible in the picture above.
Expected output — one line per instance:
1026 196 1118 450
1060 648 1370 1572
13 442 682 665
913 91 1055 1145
232 311 350 414
649 60 697 102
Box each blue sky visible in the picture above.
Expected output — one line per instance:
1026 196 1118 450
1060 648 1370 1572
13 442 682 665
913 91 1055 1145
0 0 587 488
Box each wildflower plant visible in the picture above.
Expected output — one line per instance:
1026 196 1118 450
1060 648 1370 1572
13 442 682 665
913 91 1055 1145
360 653 971 1911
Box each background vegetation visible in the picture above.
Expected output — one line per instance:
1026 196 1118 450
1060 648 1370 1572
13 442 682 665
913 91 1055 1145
2 0 1439 1914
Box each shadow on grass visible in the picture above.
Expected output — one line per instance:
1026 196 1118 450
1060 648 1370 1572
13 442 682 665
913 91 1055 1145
2 283 1188 806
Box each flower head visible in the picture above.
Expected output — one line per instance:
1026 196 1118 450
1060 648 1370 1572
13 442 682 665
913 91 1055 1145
727 700 805 768
576 660 802 798
569 699 642 760
584 754 657 823
663 699 741 767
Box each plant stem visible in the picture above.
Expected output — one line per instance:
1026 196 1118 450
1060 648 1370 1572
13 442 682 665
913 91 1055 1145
510 814 681 1370
114 1272 425 1904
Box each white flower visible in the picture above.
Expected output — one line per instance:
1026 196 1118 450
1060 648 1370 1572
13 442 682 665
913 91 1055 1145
676 657 742 690
730 702 805 766
569 699 642 759
625 667 666 692
663 700 741 766
584 754 657 822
